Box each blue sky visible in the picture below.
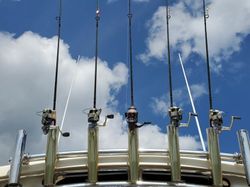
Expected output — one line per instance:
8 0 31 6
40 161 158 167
0 0 249 164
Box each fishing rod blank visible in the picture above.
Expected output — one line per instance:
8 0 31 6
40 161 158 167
53 0 62 112
166 0 173 108
202 0 213 112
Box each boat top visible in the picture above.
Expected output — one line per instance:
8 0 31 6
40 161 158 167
0 149 247 186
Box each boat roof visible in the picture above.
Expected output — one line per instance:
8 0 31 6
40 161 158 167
0 149 245 186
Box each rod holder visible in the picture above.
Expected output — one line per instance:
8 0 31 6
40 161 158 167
207 127 222 186
44 126 59 186
88 124 98 183
237 129 250 186
87 108 101 183
128 127 139 183
126 106 139 183
167 125 181 182
8 130 27 186
167 106 194 182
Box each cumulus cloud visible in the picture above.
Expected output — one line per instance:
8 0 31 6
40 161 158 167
139 0 250 72
0 31 201 165
151 84 207 117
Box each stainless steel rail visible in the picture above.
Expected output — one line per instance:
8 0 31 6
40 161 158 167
26 150 240 164
8 129 27 186
237 129 250 185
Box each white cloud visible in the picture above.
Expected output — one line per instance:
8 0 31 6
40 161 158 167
0 31 201 164
139 0 250 72
151 96 169 118
151 84 207 117
190 84 207 100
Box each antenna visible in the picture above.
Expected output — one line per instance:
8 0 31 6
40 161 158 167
166 0 173 107
202 0 213 111
58 56 80 143
53 0 62 112
178 53 206 151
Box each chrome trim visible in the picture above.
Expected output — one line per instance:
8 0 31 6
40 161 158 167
237 129 250 185
56 181 212 187
8 129 27 185
26 150 239 163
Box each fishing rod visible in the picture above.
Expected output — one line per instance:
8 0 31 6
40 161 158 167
40 0 69 186
202 1 241 185
53 0 62 112
126 0 139 182
165 0 197 182
87 1 101 183
128 0 134 107
125 0 150 183
165 0 196 132
166 0 173 108
202 0 240 132
87 0 113 183
202 0 213 112
41 0 69 137
41 0 64 133
93 0 99 109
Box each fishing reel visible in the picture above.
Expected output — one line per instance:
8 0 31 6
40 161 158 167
125 106 151 130
41 109 56 135
88 108 114 127
125 106 138 124
169 106 197 128
40 109 70 137
88 108 101 124
168 107 182 127
209 109 241 133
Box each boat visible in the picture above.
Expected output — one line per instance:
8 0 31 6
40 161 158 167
0 0 249 186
